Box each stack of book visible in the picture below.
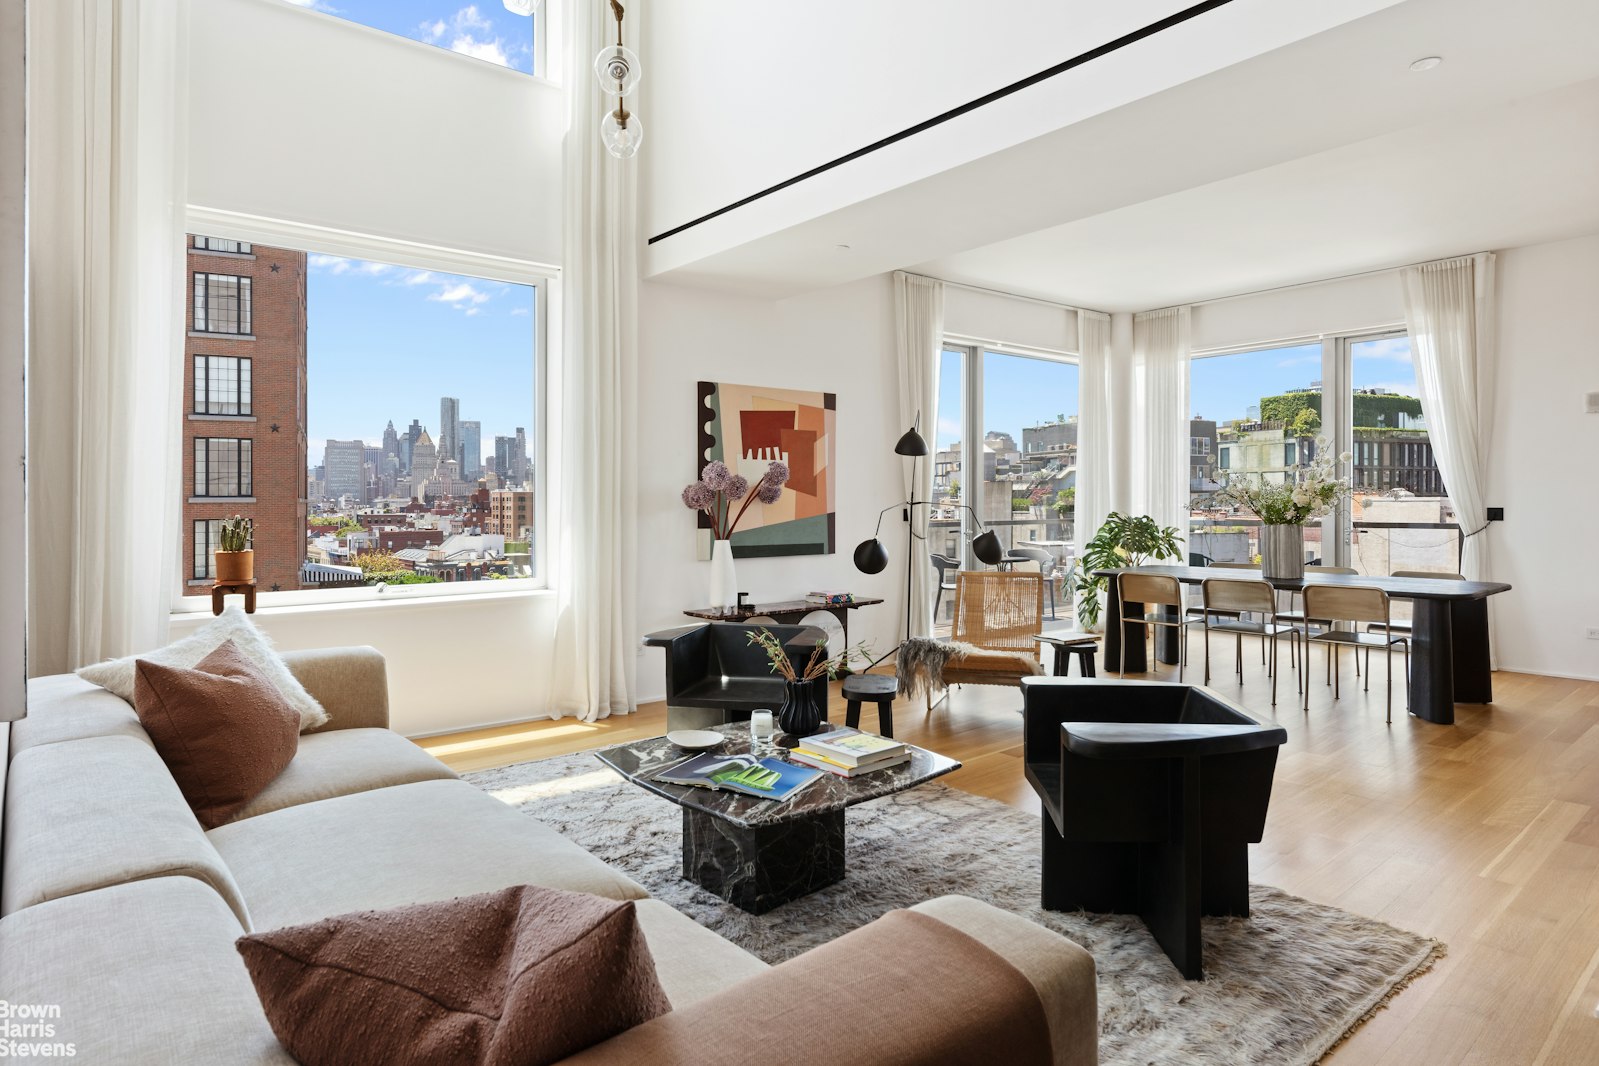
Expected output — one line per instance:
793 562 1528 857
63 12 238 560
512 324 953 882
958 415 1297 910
789 727 910 778
806 590 856 605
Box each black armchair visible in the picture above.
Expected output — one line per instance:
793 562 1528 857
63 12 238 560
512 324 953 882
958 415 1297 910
643 623 830 731
1022 677 1286 979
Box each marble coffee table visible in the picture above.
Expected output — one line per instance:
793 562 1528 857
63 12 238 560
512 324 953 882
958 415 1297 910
593 724 960 914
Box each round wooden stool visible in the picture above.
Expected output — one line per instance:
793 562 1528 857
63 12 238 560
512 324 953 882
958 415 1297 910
841 674 899 739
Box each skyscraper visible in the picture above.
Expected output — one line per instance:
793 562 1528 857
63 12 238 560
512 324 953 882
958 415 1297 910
494 435 513 481
410 429 437 502
381 420 399 462
404 419 423 474
324 439 367 503
512 426 530 487
439 397 460 471
461 420 481 478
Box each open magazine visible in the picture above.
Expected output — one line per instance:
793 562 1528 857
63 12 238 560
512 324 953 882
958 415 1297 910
654 753 821 802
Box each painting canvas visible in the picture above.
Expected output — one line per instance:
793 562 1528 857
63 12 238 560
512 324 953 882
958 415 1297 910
696 381 836 559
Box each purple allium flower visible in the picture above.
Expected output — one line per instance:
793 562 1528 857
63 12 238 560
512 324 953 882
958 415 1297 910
763 460 790 486
725 475 750 500
701 460 733 491
756 479 784 505
681 482 715 510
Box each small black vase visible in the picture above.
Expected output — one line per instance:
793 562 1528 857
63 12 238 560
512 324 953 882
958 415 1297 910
776 679 824 740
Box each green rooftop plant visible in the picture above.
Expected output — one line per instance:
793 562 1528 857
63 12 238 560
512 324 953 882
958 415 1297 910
218 515 251 553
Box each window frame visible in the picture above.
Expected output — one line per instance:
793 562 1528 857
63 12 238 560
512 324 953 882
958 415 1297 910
173 209 556 616
193 517 252 580
192 272 253 335
193 437 253 499
193 354 253 416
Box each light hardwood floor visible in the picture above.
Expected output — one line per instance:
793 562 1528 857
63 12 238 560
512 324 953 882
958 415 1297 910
419 642 1599 1065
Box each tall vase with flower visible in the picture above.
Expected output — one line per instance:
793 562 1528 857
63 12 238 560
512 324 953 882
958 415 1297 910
682 459 790 614
1216 436 1353 580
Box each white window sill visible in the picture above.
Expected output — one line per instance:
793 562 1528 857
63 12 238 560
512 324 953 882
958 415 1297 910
188 331 256 340
170 583 552 620
188 413 257 422
188 249 256 260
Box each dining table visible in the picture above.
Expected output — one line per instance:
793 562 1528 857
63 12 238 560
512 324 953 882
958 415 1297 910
1095 565 1512 726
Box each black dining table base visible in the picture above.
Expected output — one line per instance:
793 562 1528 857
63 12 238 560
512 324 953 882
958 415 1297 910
1102 571 1503 726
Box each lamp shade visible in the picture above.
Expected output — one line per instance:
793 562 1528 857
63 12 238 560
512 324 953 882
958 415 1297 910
853 538 889 575
894 427 929 457
971 529 1004 565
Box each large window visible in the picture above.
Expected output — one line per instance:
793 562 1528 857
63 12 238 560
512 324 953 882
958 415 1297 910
932 344 1078 624
194 438 252 498
177 230 543 603
193 236 251 255
193 518 251 580
193 355 252 416
193 273 252 335
288 1 542 75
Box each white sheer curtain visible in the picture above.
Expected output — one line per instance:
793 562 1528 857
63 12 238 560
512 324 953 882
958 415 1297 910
893 272 944 641
27 0 190 676
1074 310 1113 570
1131 307 1191 537
547 0 639 720
1402 253 1497 659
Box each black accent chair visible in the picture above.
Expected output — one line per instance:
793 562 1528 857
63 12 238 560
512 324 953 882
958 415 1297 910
1023 677 1286 980
644 623 829 731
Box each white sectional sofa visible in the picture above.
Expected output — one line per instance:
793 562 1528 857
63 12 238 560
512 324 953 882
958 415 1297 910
0 647 1097 1065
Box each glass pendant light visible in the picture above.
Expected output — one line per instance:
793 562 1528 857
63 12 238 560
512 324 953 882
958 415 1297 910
601 106 643 159
594 43 640 97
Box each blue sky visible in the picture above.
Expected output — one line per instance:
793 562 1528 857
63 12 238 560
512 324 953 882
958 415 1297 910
937 336 1417 449
283 0 536 73
304 254 535 468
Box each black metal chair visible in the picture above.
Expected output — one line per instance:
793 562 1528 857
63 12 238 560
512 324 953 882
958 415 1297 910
643 623 829 731
930 553 960 622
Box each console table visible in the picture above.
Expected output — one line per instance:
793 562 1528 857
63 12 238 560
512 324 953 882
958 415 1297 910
1096 565 1511 725
684 597 883 648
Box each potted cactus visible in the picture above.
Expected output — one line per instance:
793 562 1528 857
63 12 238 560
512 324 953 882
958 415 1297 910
214 515 254 583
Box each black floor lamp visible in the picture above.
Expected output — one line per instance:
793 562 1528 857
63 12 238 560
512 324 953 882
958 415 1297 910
853 417 1004 667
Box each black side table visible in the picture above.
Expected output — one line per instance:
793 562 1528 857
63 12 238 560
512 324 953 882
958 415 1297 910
841 674 899 738
1032 634 1099 677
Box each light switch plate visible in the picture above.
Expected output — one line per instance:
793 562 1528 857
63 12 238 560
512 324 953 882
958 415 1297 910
1586 391 1599 414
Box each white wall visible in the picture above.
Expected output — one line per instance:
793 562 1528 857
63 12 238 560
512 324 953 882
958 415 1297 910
1489 233 1599 680
2 0 24 721
1190 271 1405 352
634 275 908 702
944 286 1078 354
168 591 558 737
189 0 563 266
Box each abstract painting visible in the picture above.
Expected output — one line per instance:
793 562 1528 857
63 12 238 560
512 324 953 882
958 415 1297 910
696 381 836 559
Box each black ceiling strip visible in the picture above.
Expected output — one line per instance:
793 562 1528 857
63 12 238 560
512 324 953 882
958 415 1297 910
647 0 1239 246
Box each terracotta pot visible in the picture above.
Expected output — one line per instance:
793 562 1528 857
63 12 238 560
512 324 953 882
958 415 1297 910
214 550 254 584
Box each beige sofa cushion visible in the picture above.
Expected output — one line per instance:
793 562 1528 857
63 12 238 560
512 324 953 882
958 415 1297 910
7 672 151 756
911 895 1098 1066
2 735 251 927
0 877 293 1065
225 728 457 824
632 899 768 1007
210 779 646 931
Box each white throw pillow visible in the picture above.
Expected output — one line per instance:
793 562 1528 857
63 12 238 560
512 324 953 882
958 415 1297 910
76 607 329 732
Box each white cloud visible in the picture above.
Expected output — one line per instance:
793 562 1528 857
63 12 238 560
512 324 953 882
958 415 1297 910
450 34 510 66
452 5 492 33
308 254 351 275
1274 353 1321 369
428 281 493 311
465 307 481 317
509 307 530 316
356 261 392 276
420 18 447 40
402 270 435 286
1353 337 1413 363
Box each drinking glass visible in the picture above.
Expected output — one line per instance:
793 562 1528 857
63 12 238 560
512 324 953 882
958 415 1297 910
749 710 775 757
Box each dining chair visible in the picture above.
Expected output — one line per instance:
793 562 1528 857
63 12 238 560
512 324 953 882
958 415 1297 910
1363 570 1464 672
1185 561 1263 661
1116 572 1197 681
1278 565 1360 679
930 553 960 622
1301 584 1409 723
1200 578 1300 706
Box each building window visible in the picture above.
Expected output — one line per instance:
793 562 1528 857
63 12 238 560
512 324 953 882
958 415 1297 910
194 437 252 497
193 273 252 334
193 236 252 254
193 355 252 415
193 518 251 579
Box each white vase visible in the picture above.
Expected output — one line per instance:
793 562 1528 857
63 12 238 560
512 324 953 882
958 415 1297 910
709 539 738 614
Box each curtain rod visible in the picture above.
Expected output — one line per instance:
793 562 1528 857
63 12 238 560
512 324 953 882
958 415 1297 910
899 271 1107 317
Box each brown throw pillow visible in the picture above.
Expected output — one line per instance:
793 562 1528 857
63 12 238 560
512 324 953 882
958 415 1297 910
132 638 300 829
235 885 671 1066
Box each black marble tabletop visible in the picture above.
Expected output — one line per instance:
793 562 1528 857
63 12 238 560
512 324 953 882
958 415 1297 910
592 723 961 830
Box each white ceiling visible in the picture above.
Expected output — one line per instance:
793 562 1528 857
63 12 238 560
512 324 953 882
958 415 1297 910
918 77 1599 311
651 0 1599 309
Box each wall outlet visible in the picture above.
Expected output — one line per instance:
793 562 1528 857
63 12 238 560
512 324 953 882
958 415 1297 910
1587 627 1599 640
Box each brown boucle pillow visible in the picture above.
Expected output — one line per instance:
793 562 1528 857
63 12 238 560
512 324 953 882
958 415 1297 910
132 638 300 828
236 884 672 1066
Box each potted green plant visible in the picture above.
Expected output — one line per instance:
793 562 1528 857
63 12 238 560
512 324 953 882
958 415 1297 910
1066 512 1184 629
213 515 254 583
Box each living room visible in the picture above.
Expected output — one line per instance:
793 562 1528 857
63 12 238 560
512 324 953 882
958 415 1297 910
2 1 1597 1063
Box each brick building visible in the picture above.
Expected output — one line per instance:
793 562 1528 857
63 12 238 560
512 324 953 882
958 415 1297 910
489 489 534 541
182 235 307 596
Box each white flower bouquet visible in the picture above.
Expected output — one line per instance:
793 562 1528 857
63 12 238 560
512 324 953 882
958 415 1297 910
1216 437 1353 526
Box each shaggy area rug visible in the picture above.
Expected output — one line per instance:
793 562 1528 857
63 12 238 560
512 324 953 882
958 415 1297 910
467 752 1443 1065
